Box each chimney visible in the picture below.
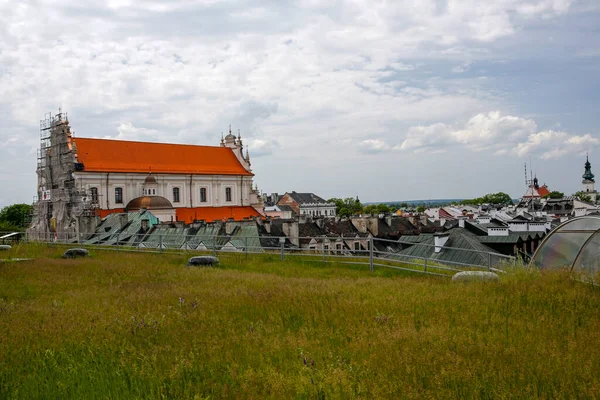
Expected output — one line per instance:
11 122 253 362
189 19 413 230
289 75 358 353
281 220 299 246
434 232 449 253
225 220 238 235
119 213 128 229
458 216 466 228
385 215 392 226
350 217 368 234
315 217 324 229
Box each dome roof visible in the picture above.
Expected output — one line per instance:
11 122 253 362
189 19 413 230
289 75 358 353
125 196 173 211
144 174 157 184
531 216 600 283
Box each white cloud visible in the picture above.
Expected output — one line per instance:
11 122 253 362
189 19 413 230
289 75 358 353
515 131 600 159
452 112 537 151
358 139 390 154
398 112 597 159
0 0 591 205
399 123 454 153
452 62 471 73
247 138 280 157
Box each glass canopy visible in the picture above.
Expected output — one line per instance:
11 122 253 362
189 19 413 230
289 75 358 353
531 216 600 280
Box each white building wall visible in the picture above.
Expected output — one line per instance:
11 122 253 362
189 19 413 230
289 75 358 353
300 204 336 217
509 222 529 232
74 172 249 209
488 227 509 236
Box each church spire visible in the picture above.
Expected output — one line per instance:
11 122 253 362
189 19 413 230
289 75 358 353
583 155 595 182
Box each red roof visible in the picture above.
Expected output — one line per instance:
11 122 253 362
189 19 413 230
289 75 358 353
74 138 252 176
96 206 262 224
176 206 262 223
537 185 550 197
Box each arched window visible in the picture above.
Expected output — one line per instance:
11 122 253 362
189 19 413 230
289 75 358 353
90 187 98 204
225 187 232 202
200 188 207 203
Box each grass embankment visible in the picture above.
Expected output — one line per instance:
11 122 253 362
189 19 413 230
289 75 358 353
0 244 599 398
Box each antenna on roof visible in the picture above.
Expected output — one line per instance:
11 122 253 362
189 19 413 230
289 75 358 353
530 156 533 183
524 162 528 187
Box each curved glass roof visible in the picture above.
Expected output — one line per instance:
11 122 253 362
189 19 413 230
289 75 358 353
531 216 600 279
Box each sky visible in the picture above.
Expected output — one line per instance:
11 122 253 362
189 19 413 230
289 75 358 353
1 0 600 207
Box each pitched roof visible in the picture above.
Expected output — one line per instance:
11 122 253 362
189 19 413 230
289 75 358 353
396 228 503 267
74 138 252 176
175 206 261 224
537 185 550 197
284 192 329 204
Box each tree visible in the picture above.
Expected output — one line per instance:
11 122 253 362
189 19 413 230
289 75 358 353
574 191 593 203
460 192 513 206
328 197 363 217
543 191 564 199
363 203 392 215
416 205 425 213
0 203 32 230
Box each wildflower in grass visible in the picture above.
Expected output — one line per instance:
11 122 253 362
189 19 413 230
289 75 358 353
374 311 390 324
178 297 184 307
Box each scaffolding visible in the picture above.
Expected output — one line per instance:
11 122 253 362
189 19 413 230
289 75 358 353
29 110 99 240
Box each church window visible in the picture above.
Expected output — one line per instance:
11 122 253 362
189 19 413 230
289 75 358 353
173 187 180 203
90 187 98 204
225 187 232 202
115 187 123 204
200 188 207 203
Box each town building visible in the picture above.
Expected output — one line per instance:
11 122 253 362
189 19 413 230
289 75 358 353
264 204 296 219
277 192 336 217
582 156 597 203
28 111 263 240
522 176 550 199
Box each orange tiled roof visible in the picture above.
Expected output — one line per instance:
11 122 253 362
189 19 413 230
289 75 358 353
537 185 550 197
74 138 252 176
176 206 262 223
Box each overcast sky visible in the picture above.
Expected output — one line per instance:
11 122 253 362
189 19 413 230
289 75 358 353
1 0 600 207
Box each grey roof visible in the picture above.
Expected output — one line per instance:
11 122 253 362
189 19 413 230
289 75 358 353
285 192 329 205
323 219 359 236
393 228 504 268
83 210 158 245
478 235 524 244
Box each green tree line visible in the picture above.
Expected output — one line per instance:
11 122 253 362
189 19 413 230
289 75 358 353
0 203 32 231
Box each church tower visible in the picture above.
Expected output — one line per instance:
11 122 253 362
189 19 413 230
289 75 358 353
582 155 597 203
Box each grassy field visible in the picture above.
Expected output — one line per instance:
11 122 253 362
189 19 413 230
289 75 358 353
1 244 599 399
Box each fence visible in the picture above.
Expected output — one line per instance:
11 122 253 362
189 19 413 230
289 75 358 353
14 230 515 277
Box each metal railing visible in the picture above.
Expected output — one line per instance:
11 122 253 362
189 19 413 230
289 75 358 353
15 230 515 277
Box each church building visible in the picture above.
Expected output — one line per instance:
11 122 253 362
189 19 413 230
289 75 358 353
28 111 264 240
582 155 597 203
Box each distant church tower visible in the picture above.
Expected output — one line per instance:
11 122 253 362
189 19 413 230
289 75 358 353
582 155 597 203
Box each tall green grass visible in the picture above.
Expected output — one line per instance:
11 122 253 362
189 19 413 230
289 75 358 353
0 245 599 398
